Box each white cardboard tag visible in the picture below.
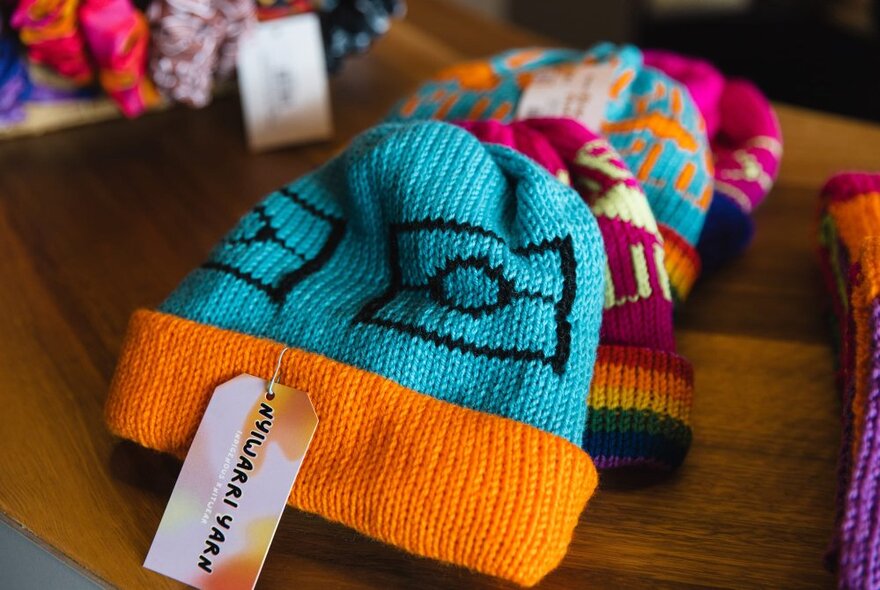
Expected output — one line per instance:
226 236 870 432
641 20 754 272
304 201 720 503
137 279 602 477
144 374 318 589
515 62 617 131
237 13 333 151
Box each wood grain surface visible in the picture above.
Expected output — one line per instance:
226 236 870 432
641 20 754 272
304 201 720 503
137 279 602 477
1 1 879 588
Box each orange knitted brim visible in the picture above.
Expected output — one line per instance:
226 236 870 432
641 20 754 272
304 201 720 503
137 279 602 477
106 310 597 586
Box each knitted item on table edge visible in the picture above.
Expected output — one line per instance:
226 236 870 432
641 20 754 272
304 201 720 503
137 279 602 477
389 42 714 302
818 171 880 589
105 120 607 586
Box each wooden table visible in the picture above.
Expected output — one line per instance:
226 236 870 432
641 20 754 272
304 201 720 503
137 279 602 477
2 1 880 588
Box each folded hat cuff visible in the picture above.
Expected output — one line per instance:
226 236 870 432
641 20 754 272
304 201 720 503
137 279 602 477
659 225 701 303
584 343 694 470
106 309 597 586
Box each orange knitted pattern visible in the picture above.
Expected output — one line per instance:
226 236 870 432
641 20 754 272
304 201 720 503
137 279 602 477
105 310 598 586
660 226 701 302
827 193 880 457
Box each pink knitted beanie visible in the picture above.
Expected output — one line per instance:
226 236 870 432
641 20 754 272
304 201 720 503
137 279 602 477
644 50 782 271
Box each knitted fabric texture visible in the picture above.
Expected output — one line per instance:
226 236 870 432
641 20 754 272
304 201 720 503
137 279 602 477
818 172 880 589
389 42 714 302
644 49 782 272
458 117 693 469
106 120 606 586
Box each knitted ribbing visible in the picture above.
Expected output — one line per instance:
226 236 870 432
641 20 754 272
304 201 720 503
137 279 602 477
818 172 880 589
458 117 694 469
388 42 713 301
106 310 598 587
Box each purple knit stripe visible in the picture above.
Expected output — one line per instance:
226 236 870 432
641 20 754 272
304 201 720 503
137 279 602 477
830 255 859 568
840 299 880 589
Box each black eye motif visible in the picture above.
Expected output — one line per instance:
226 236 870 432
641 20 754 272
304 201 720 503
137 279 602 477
427 257 514 317
355 218 577 375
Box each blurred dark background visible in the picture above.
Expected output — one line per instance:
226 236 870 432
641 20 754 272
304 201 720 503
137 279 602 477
448 0 880 121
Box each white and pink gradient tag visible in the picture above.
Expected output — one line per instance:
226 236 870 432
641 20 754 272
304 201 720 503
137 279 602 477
144 373 318 589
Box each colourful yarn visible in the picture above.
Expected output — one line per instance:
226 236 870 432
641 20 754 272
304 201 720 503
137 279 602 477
0 34 98 125
79 0 159 117
11 0 94 83
148 0 255 108
11 0 158 116
818 172 880 589
644 49 782 272
388 43 714 302
457 117 694 469
106 120 606 585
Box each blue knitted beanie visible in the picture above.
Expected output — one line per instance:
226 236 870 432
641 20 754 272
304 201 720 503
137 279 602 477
160 119 606 444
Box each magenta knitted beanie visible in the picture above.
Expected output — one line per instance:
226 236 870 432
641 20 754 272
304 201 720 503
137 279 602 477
644 49 782 213
458 117 694 470
644 50 782 271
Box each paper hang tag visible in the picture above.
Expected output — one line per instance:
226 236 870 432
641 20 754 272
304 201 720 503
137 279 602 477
144 374 318 590
515 62 617 131
237 13 333 151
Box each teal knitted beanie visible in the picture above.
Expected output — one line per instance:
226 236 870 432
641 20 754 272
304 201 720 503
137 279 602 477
159 119 607 445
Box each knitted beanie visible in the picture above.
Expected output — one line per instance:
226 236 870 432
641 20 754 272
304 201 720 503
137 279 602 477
389 43 714 302
818 172 880 589
458 118 693 469
644 50 782 272
105 120 607 586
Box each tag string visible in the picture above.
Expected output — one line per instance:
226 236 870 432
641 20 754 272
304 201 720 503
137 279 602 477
266 347 289 400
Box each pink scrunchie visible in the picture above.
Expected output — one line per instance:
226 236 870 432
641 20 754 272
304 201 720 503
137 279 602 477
79 0 160 117
11 0 94 83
